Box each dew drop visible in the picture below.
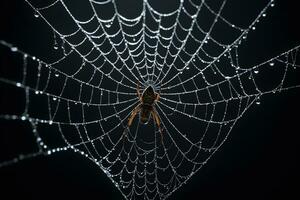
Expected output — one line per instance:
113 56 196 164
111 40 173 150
49 120 53 125
34 11 39 18
262 13 267 17
254 70 259 74
53 97 57 101
55 73 59 77
53 43 59 50
11 47 18 52
16 82 22 87
256 96 261 105
269 62 275 66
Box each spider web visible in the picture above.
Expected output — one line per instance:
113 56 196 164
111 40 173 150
0 0 299 199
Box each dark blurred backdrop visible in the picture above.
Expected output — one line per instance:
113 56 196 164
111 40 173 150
0 0 299 200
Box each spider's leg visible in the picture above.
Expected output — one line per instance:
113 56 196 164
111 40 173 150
155 93 160 102
128 105 141 126
151 109 163 143
123 104 141 140
155 83 161 102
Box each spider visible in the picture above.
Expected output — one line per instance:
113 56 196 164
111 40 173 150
124 83 163 142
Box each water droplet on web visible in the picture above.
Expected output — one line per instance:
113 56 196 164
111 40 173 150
35 91 39 95
254 70 259 74
191 14 197 19
269 62 274 66
55 73 59 77
262 13 266 17
252 26 256 30
256 96 261 105
53 97 57 101
105 23 111 28
271 3 275 7
53 43 59 50
11 47 18 52
133 37 136 42
49 120 53 125
21 115 27 121
16 82 22 87
34 11 39 18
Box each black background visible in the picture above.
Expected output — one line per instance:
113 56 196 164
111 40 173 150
0 0 299 200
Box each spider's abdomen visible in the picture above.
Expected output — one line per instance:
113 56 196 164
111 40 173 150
140 105 152 124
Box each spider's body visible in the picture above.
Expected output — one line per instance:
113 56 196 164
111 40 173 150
140 86 156 124
125 84 163 141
